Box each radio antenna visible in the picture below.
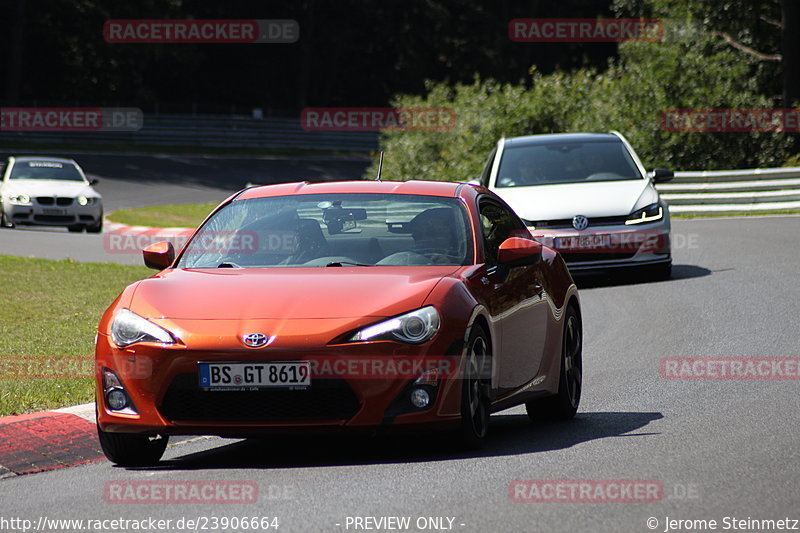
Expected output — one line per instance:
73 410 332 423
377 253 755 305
375 151 384 181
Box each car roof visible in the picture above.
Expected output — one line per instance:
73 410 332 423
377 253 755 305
10 156 78 165
237 179 473 200
502 132 620 147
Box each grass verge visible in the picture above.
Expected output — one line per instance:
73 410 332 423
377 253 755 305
107 202 218 228
0 256 151 416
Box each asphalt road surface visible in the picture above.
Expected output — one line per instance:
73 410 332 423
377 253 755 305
0 150 371 212
2 213 799 532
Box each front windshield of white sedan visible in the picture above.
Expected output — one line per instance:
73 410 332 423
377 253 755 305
496 140 642 187
9 161 85 181
177 193 472 268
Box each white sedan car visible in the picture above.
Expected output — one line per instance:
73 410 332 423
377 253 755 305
0 156 103 233
478 131 674 279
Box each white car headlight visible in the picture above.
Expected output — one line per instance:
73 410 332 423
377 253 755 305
8 193 31 205
350 306 440 344
626 203 663 225
110 309 176 347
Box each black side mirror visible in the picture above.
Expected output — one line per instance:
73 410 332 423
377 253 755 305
648 168 674 183
89 178 99 186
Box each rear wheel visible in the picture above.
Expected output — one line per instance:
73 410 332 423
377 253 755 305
526 305 582 422
97 426 168 466
457 324 491 449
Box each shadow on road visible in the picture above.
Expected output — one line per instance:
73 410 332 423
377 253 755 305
129 411 664 471
575 264 711 289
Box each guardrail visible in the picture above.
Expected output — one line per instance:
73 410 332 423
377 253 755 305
658 167 800 214
0 114 379 152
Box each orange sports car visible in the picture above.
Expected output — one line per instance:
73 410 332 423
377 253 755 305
95 180 582 466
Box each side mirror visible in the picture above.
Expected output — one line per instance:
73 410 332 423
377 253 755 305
89 178 99 186
648 168 674 183
143 241 175 270
497 237 542 266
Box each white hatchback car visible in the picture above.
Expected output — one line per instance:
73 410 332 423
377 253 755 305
0 156 103 233
479 131 673 279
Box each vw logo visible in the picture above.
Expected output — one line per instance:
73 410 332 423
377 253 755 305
572 215 589 231
243 333 269 348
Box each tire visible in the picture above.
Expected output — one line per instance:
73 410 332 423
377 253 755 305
457 323 491 449
67 224 84 233
86 218 103 233
526 305 582 422
649 261 672 281
97 426 169 466
0 207 13 229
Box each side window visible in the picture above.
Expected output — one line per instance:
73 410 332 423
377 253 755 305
479 147 497 188
479 200 528 263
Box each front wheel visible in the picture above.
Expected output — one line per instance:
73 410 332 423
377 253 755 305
526 305 582 422
97 426 169 466
0 207 13 229
67 224 84 233
457 324 491 449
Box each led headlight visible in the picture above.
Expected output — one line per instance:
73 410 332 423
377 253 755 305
110 308 176 348
78 196 89 206
350 306 440 344
8 193 31 205
626 203 663 225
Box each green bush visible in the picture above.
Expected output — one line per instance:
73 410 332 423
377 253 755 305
368 27 797 181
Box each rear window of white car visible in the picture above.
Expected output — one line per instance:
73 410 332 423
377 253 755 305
9 161 84 181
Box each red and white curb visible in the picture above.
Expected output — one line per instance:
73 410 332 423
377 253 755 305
0 403 100 479
103 222 193 254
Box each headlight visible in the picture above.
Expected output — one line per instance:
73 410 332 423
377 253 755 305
626 203 663 225
350 306 440 344
78 196 89 206
8 193 31 205
110 308 176 347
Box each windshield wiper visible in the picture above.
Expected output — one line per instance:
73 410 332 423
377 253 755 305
325 261 372 267
217 261 242 268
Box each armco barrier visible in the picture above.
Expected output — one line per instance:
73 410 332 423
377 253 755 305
0 114 379 152
659 167 800 214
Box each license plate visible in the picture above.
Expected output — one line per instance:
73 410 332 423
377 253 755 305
555 234 611 251
198 361 311 390
42 208 67 215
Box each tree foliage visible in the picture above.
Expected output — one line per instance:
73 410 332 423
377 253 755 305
369 1 797 178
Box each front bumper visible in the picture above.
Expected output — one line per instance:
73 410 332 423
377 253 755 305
4 201 102 227
530 219 671 273
95 333 467 436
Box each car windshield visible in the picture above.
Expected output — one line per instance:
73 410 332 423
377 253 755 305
9 161 85 181
177 193 471 268
496 140 642 187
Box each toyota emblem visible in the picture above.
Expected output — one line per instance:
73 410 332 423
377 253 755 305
243 333 269 348
572 215 589 231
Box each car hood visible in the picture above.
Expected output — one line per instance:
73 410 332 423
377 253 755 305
1 179 100 197
493 179 655 220
129 266 459 320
